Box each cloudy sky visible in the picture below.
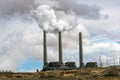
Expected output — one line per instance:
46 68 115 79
0 0 120 72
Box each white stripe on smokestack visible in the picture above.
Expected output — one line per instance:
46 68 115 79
59 31 63 64
43 31 47 66
79 32 83 68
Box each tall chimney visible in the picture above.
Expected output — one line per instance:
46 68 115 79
59 31 63 64
43 31 47 66
79 32 83 68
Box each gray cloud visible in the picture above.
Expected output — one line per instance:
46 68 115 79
79 0 120 7
56 0 108 20
0 0 107 20
0 0 35 17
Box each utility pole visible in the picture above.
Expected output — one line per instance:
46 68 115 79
99 56 102 68
113 57 115 66
106 57 108 67
119 57 120 66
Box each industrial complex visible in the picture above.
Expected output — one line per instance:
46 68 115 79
42 31 97 71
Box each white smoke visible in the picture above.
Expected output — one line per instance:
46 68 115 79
31 0 107 32
31 5 77 32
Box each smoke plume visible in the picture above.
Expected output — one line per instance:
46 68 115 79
32 5 77 32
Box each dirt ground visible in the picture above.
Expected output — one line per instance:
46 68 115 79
0 76 120 80
0 67 120 80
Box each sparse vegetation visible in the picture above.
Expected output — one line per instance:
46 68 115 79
0 67 120 80
104 67 120 76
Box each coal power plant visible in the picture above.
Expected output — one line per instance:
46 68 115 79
42 31 97 71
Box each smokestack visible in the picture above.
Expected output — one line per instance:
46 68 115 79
79 32 83 68
43 31 47 66
59 31 63 64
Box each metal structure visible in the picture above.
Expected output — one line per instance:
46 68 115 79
79 32 83 68
59 31 63 64
43 31 48 69
42 31 77 71
42 31 98 71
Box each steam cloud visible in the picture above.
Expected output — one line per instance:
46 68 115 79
32 5 77 32
0 0 119 71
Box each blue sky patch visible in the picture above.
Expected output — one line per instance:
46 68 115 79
18 57 43 72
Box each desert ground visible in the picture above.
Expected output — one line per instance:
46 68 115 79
0 67 120 80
